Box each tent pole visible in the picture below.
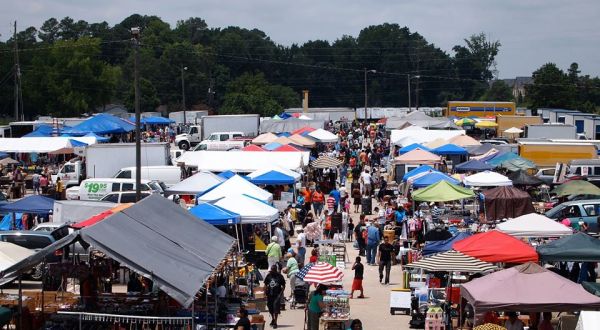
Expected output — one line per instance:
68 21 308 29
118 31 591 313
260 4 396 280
191 300 195 329
235 225 241 253
18 274 22 330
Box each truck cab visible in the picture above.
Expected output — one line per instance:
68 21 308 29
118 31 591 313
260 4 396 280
54 159 84 188
175 125 202 150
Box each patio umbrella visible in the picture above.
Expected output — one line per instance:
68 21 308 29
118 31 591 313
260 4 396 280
551 180 600 196
504 127 523 134
455 118 475 126
405 250 497 273
475 121 498 129
296 262 344 284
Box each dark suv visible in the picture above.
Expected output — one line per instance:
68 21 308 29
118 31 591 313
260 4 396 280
0 231 61 280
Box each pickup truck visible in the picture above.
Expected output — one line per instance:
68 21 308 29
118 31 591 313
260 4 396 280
176 130 244 151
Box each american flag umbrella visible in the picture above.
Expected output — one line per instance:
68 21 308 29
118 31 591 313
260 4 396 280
296 262 344 284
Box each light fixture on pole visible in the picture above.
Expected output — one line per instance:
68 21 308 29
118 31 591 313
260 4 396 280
181 66 187 125
407 74 420 112
131 27 142 202
364 68 376 120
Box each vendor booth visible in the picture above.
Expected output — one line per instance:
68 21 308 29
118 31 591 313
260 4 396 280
453 230 539 263
480 185 536 221
198 175 273 204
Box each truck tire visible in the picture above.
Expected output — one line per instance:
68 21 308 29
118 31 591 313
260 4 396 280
178 141 190 151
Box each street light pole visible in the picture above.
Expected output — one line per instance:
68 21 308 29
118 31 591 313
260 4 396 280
181 66 187 125
132 27 142 202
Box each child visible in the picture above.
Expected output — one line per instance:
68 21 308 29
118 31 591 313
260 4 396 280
351 256 364 298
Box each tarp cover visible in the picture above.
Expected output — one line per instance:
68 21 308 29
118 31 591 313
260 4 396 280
412 180 475 202
423 232 472 256
189 203 241 225
165 171 225 195
461 262 600 312
537 232 600 262
453 230 539 263
481 186 535 220
65 114 135 135
454 159 494 173
0 195 54 214
198 175 272 203
496 213 573 237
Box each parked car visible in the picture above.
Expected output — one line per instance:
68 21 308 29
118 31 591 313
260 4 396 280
545 199 600 233
535 168 557 185
0 231 61 280
100 191 151 203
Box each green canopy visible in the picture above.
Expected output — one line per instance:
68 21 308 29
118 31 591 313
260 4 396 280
412 180 475 202
499 157 536 172
537 232 600 262
551 180 600 197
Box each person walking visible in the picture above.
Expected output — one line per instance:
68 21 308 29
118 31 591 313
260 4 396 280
296 230 307 266
366 223 380 265
32 171 41 195
307 284 327 330
350 256 364 298
354 215 366 257
284 252 299 300
265 236 282 271
377 236 394 285
312 188 325 217
264 265 286 328
55 177 64 200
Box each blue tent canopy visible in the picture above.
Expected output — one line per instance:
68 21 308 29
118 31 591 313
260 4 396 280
454 159 495 173
84 132 110 142
402 165 436 182
277 132 291 137
0 195 55 214
247 170 295 185
432 143 468 156
487 152 519 167
68 139 88 147
65 114 135 136
278 112 292 120
129 116 174 125
412 172 459 188
218 170 236 179
0 213 23 231
23 124 69 137
399 143 431 155
423 232 472 256
189 203 241 225
478 150 509 163
263 142 283 151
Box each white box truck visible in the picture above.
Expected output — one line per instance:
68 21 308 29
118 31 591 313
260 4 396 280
175 114 260 150
168 110 209 125
524 124 578 139
54 143 171 187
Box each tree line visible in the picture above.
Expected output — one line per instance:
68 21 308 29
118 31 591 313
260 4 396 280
0 14 599 119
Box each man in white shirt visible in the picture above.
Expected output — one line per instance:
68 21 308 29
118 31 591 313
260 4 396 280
274 224 286 247
360 169 372 196
296 231 307 265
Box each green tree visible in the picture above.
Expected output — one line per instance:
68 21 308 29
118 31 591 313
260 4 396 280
125 78 160 112
220 73 298 116
481 80 513 101
453 33 501 99
525 63 576 109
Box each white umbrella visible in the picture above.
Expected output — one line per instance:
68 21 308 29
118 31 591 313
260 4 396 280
0 242 35 271
504 127 524 134
463 171 513 187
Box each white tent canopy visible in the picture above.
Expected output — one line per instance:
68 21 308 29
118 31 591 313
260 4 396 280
247 166 301 181
165 171 225 195
577 311 600 330
496 213 573 237
176 151 309 172
0 242 35 271
308 129 338 143
0 137 97 153
198 175 273 203
463 171 513 187
213 194 279 224
390 129 465 146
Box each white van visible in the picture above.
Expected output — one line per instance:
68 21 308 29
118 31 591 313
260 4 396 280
113 166 181 186
78 178 163 201
192 140 246 151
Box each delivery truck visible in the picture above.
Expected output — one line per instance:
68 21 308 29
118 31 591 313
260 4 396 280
168 110 209 124
54 143 171 187
175 114 260 150
524 124 578 139
518 141 597 167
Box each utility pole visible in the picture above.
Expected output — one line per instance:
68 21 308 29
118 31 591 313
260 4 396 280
364 68 376 120
132 27 142 202
13 21 21 121
407 75 411 112
181 66 187 125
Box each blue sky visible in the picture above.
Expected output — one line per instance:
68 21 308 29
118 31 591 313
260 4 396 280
1 0 599 78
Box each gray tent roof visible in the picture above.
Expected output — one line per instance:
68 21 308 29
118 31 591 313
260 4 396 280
259 119 325 133
0 195 235 307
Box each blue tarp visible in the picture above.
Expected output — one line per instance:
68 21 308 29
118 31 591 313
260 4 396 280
129 116 174 125
218 170 236 179
478 150 509 163
402 165 436 182
263 142 283 151
0 152 8 159
84 132 110 142
423 232 472 256
0 195 55 214
412 172 459 188
432 143 468 156
248 170 295 185
0 213 23 231
399 143 431 154
487 152 520 167
23 124 69 137
454 159 494 173
189 203 240 225
65 114 135 135
68 139 88 147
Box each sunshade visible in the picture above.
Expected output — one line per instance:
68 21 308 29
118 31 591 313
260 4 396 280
311 155 343 168
405 250 497 273
213 194 279 224
475 121 498 128
288 134 316 147
432 143 468 156
455 118 475 126
0 195 54 214
198 175 272 203
412 171 460 188
412 180 475 202
0 158 19 166
399 143 431 154
499 158 536 172
537 232 600 262
507 170 544 186
464 171 512 187
189 203 241 225
481 186 536 220
247 170 295 185
394 148 441 164
308 129 338 143
252 133 278 145
551 180 600 196
504 127 523 134
461 262 600 312
454 159 494 173
496 213 573 237
65 113 135 135
424 138 449 149
241 144 265 151
296 262 343 284
449 135 481 147
423 232 472 256
165 171 225 195
453 230 539 263
0 242 34 271
402 165 436 182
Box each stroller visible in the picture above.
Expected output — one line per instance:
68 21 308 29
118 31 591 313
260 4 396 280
290 279 309 309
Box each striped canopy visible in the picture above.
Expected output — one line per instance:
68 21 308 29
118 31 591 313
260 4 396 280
405 250 497 273
296 262 344 284
311 155 343 168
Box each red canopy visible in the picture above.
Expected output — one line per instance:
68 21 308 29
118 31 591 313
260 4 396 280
291 126 316 135
273 144 300 152
72 204 133 228
241 144 265 151
453 230 539 263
